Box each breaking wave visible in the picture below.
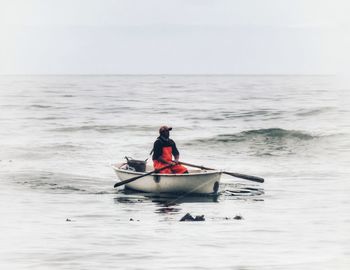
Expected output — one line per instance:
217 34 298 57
185 128 320 156
191 128 315 144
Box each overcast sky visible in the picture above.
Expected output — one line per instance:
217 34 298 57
0 0 349 74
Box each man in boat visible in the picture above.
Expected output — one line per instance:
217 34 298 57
152 126 188 174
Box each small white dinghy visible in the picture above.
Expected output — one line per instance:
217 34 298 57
112 163 222 195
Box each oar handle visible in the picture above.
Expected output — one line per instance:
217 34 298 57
177 161 212 171
113 164 173 188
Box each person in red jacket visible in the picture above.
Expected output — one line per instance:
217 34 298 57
152 126 188 174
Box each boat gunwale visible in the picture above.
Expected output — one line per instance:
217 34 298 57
111 164 222 177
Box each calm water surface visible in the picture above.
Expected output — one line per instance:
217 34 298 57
0 75 349 269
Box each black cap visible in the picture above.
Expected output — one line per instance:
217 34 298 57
159 126 172 133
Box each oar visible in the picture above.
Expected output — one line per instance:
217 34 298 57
113 164 173 188
178 161 264 183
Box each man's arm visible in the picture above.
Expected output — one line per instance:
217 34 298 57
158 156 174 165
172 141 180 163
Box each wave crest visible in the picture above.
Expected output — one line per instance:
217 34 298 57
185 128 318 156
195 128 315 144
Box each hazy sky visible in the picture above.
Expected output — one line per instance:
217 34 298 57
0 0 349 74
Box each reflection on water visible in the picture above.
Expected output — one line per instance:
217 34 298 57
114 182 264 215
154 206 181 215
114 189 220 206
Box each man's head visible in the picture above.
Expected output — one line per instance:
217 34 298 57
159 125 172 139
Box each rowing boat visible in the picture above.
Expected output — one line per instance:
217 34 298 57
112 163 222 194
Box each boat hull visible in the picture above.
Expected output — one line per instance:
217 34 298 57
112 164 221 195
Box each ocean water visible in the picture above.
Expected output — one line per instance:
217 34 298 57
0 75 349 269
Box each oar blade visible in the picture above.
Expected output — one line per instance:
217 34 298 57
114 177 134 188
114 182 124 188
224 172 264 183
114 177 133 188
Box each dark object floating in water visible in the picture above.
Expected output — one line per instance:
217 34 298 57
180 213 205 222
66 218 72 222
129 218 140 222
223 215 243 220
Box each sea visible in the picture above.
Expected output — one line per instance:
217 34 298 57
0 75 349 269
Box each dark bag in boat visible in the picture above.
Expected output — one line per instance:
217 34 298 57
125 156 146 172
